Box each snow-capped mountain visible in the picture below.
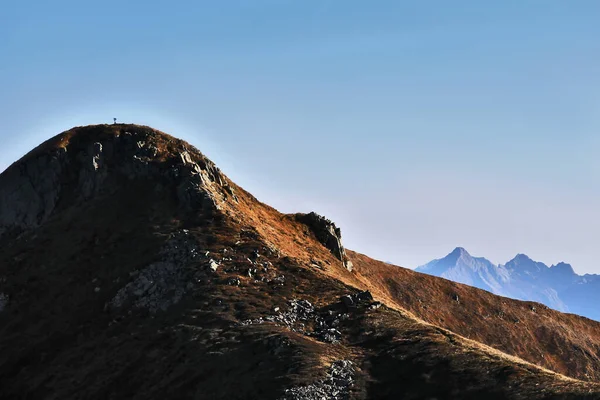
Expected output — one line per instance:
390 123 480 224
416 248 599 320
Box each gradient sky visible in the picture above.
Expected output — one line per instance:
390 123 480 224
2 1 600 273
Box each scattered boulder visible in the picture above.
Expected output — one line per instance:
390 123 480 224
108 230 202 313
280 360 355 400
320 328 343 344
343 260 353 272
243 297 354 344
208 259 220 272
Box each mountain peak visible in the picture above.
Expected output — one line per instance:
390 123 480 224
0 124 236 238
551 262 575 275
449 247 470 257
506 253 540 266
514 253 532 260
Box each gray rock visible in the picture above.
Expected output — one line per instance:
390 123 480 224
340 291 373 310
175 150 233 213
108 230 203 313
280 360 355 400
78 142 107 198
0 147 67 237
294 212 352 271
0 127 237 239
343 260 353 272
208 259 219 272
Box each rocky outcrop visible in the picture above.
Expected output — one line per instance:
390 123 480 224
0 147 67 237
78 142 107 199
0 125 236 238
175 150 238 213
294 212 352 271
340 290 373 310
175 150 222 214
108 229 207 313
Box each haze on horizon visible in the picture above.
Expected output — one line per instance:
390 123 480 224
2 1 600 274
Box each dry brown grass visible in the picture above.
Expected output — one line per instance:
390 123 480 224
344 250 600 382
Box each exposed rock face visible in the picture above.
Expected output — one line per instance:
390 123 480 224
108 229 204 313
78 142 107 198
176 150 224 214
295 212 351 270
0 125 234 239
0 147 67 236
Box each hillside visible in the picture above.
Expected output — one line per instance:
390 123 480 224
350 251 600 382
1 124 600 399
417 248 600 321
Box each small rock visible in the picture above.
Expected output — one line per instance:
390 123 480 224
344 260 354 272
208 259 219 272
340 290 373 309
279 360 354 400
94 287 101 293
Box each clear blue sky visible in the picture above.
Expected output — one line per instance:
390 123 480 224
2 1 600 273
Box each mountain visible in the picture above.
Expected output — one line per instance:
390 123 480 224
2 124 600 399
416 247 510 295
417 248 600 320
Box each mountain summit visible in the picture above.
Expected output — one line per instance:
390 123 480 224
2 125 600 398
417 247 509 295
417 248 600 320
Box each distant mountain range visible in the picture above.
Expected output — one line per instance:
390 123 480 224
416 247 600 321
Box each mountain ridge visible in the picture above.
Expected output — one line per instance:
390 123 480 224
416 247 599 320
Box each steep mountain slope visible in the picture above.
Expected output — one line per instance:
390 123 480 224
1 124 600 399
351 252 600 383
417 248 600 319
